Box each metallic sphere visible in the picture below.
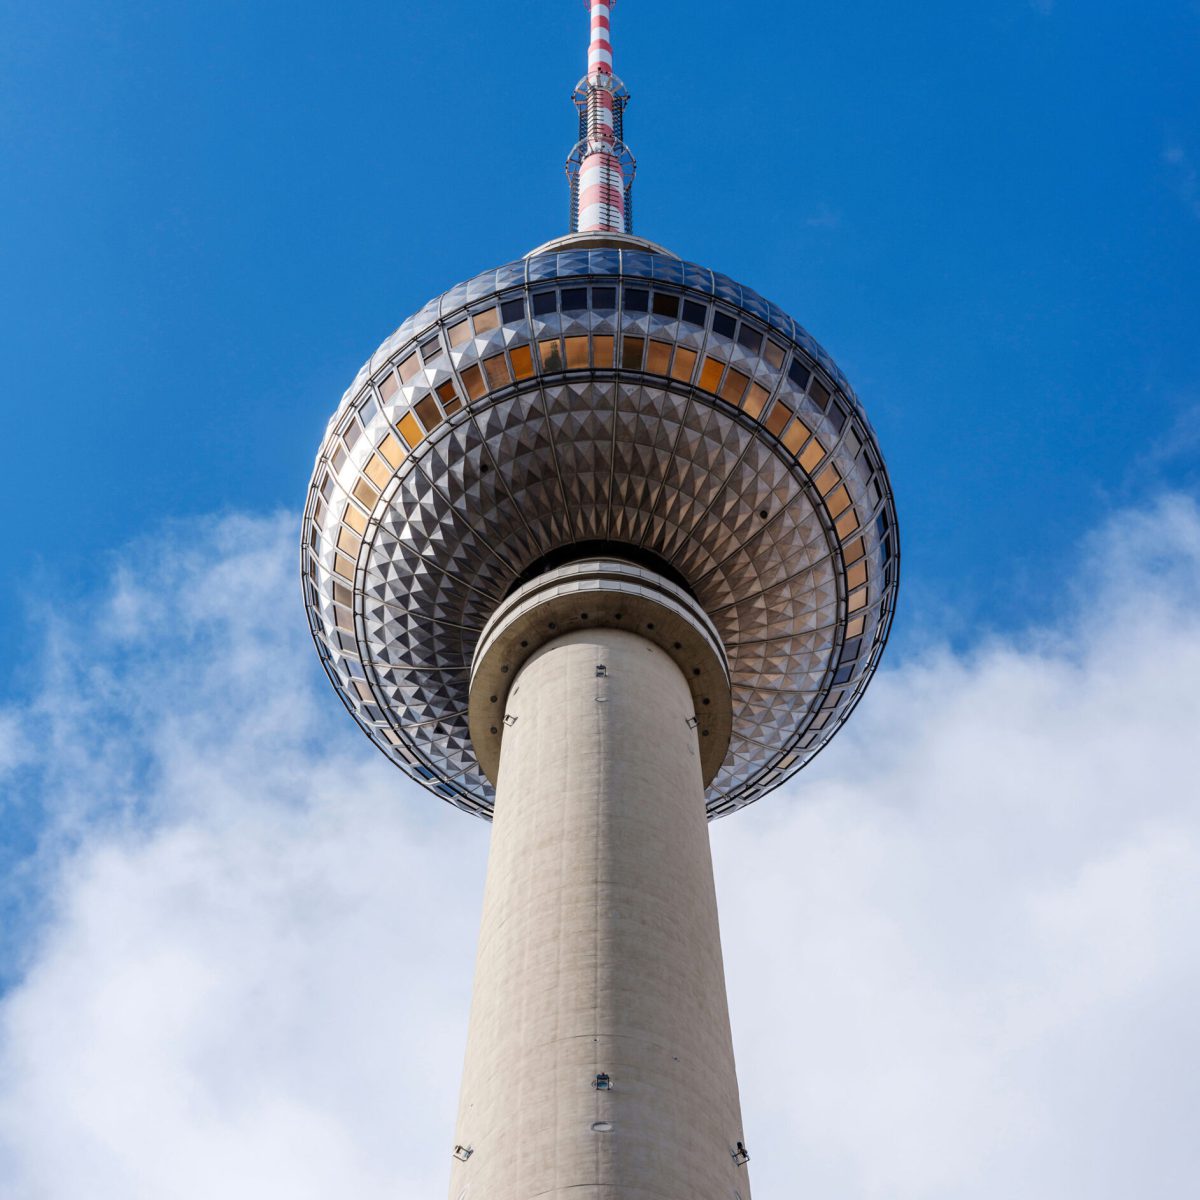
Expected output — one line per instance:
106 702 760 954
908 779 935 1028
302 233 899 819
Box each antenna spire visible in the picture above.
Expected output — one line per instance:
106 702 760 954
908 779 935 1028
567 1 635 234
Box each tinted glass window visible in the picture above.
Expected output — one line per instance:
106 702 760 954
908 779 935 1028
652 292 680 318
500 298 525 323
532 291 557 316
561 287 587 310
788 359 811 390
592 286 616 308
712 311 736 338
682 299 707 326
624 287 649 312
737 324 763 353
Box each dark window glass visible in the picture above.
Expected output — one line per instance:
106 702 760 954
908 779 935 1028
532 291 557 316
877 510 890 537
712 310 736 338
624 287 649 312
415 395 442 431
737 324 763 353
592 286 616 308
881 535 892 564
652 292 680 318
828 401 847 434
788 358 811 390
840 637 862 663
621 336 645 370
561 287 587 310
810 379 831 410
682 299 707 326
500 298 525 323
832 664 854 686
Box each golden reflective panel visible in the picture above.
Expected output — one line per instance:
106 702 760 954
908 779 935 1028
720 368 748 405
415 395 443 432
436 380 462 413
483 354 511 389
397 412 423 449
510 344 535 379
343 504 367 535
377 433 405 469
646 339 671 375
461 364 486 400
764 400 792 437
782 417 810 454
798 438 825 472
472 307 499 333
565 336 590 368
742 382 769 419
364 454 391 491
671 346 697 382
698 356 724 393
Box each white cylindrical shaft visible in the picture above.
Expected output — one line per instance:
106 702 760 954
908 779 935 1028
449 628 751 1200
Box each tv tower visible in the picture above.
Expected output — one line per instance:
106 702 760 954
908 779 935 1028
302 4 899 1197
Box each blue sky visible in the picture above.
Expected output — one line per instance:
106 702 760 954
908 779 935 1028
3 0 1197 654
2 4 1200 1198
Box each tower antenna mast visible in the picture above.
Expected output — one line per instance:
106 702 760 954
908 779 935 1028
567 0 636 233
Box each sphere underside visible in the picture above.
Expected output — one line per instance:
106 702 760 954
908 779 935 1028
302 246 899 819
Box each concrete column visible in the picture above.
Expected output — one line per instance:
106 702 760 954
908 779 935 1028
449 627 751 1200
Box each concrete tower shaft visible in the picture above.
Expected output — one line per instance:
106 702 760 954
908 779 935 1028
450 608 750 1198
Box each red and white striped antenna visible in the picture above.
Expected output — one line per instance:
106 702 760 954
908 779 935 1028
567 1 636 234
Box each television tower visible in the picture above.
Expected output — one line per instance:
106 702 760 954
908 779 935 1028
302 4 899 1197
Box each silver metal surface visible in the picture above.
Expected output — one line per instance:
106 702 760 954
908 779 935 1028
301 239 900 819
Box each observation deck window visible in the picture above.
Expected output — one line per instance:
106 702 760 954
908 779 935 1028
712 310 737 338
682 299 707 326
501 298 526 323
737 323 763 354
532 291 556 316
621 336 645 370
472 307 499 333
623 287 649 312
651 292 680 318
788 358 812 391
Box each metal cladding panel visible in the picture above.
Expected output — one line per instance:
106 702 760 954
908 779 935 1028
302 247 900 819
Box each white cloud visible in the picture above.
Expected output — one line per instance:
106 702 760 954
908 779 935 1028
2 498 1199 1198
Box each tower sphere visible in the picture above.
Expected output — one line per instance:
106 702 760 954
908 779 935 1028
302 229 899 820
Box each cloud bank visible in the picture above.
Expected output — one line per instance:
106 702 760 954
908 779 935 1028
2 498 1199 1198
